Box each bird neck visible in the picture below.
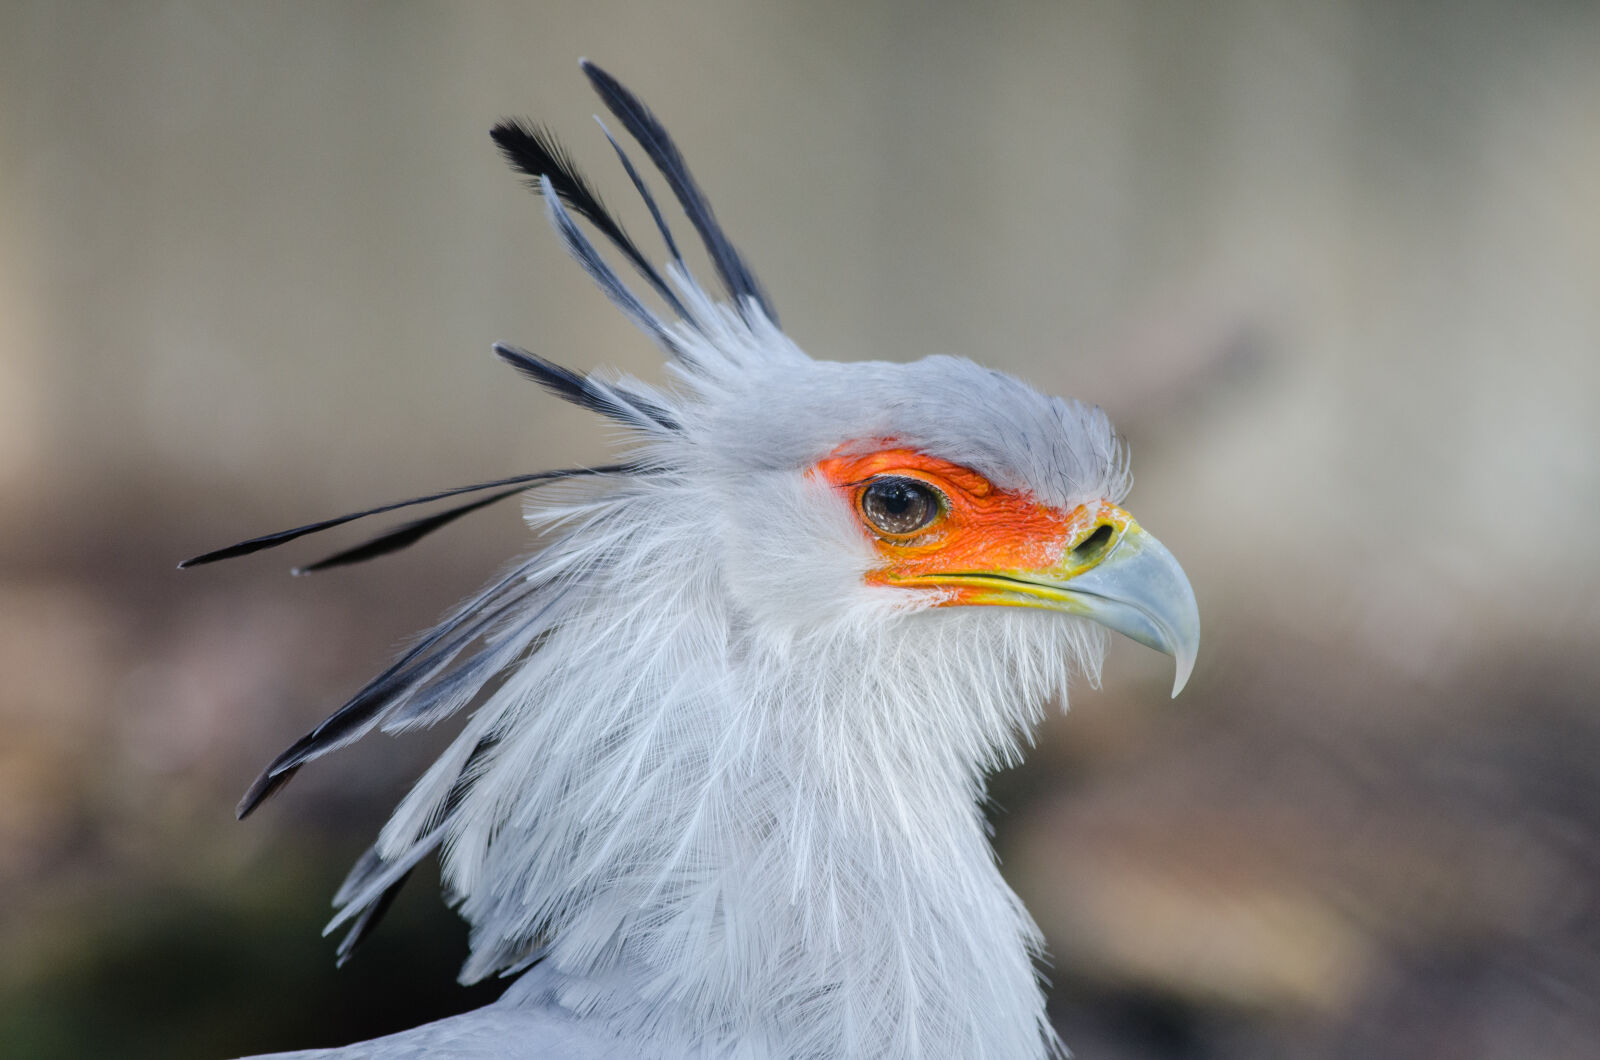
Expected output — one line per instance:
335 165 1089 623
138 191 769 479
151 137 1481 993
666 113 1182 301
430 500 1074 1057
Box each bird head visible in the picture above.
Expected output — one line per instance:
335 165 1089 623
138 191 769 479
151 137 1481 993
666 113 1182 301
184 63 1200 1032
689 351 1197 698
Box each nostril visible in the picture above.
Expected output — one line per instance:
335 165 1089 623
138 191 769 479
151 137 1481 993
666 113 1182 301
1070 523 1116 565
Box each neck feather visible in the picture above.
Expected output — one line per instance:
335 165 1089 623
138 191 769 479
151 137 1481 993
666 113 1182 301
375 485 1089 1057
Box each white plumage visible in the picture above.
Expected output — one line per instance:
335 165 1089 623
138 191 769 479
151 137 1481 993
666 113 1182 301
194 61 1199 1060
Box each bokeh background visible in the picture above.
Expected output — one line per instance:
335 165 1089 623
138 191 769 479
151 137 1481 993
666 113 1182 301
4 2 1598 1057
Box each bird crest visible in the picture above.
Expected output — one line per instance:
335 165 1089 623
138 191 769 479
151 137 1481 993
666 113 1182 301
187 60 1198 1059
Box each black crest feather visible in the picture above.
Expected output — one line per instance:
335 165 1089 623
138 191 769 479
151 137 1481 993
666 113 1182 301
530 176 689 358
235 563 548 818
214 63 791 964
179 467 625 570
579 59 778 326
334 867 413 966
595 120 687 274
490 120 689 321
291 486 528 575
494 343 679 430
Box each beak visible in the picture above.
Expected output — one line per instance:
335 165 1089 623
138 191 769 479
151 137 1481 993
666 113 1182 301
1046 517 1200 696
931 504 1200 696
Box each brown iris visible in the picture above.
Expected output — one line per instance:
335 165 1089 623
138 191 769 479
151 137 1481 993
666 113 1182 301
859 476 943 537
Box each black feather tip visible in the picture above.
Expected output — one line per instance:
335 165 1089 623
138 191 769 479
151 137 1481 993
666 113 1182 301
490 119 687 319
179 466 628 571
578 59 777 326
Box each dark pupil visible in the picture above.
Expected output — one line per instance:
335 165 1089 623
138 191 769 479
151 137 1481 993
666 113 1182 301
880 484 914 514
864 478 936 534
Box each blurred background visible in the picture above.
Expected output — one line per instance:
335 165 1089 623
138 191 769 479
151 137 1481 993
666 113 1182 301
3 2 1598 1057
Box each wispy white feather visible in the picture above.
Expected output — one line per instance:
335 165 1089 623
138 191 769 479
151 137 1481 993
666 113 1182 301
315 334 1121 1056
236 61 1143 1060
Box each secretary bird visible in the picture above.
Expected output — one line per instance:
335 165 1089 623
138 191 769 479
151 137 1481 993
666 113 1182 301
185 60 1199 1060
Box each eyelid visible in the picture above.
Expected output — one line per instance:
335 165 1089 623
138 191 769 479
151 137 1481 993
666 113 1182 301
853 471 943 493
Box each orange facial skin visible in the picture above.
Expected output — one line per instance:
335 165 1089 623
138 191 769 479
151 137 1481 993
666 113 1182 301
811 446 1123 605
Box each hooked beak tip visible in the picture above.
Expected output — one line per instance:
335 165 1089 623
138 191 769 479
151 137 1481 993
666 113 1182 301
1042 519 1200 698
1171 648 1196 698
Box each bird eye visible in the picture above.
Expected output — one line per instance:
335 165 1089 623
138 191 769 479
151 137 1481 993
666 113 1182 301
859 477 943 537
